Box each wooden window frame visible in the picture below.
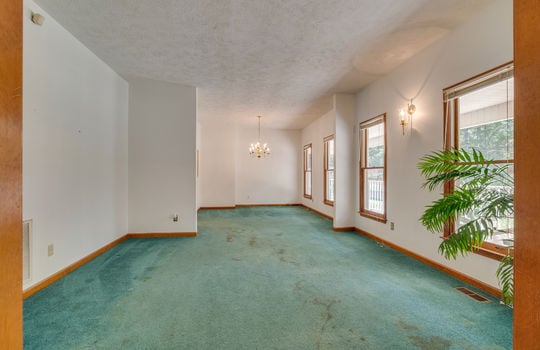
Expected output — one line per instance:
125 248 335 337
442 62 514 260
303 143 312 199
359 114 387 223
323 135 335 206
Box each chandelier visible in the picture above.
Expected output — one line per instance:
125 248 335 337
249 116 270 158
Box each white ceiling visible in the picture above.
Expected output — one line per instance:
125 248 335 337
34 0 493 129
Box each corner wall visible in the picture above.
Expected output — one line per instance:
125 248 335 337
23 0 129 289
198 121 237 207
128 77 197 233
334 94 356 228
354 0 513 288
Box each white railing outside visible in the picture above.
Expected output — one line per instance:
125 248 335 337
367 180 384 214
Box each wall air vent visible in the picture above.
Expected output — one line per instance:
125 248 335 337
23 220 31 281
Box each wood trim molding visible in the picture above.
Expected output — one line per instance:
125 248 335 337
0 1 22 346
126 232 197 238
301 204 333 221
359 113 387 223
353 228 502 298
303 143 313 199
198 206 236 210
358 211 388 224
23 235 129 299
514 1 540 347
323 134 335 206
235 204 301 207
199 204 302 210
442 61 514 92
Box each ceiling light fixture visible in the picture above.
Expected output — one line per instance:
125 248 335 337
249 116 270 158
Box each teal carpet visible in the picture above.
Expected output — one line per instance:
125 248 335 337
24 206 512 349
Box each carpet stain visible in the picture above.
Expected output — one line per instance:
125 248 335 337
279 256 299 266
232 257 242 261
460 317 476 326
226 233 234 242
409 335 451 350
293 280 304 291
312 298 339 350
398 319 419 331
249 237 257 247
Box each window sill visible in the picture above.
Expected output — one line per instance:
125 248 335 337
323 200 334 207
358 211 387 223
473 242 512 261
304 195 312 200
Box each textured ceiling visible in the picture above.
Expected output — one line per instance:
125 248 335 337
34 0 493 129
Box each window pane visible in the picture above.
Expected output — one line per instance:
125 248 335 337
328 139 335 169
459 78 514 160
457 164 514 247
326 170 335 202
306 147 312 170
305 171 312 196
366 124 384 167
363 168 384 214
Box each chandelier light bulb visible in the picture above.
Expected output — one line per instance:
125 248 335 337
249 116 271 158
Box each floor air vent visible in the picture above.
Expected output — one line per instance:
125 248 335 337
454 286 491 302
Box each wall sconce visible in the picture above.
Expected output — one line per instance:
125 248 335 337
399 99 416 135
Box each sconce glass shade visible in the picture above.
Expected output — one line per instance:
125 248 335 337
400 100 415 135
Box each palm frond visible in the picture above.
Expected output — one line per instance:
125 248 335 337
418 148 514 304
438 218 493 259
418 148 493 191
420 187 482 232
496 254 514 305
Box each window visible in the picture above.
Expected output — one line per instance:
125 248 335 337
303 144 312 199
359 114 386 222
324 135 335 205
443 62 514 258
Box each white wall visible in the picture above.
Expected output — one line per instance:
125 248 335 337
354 0 513 288
128 77 197 233
198 122 301 207
198 122 237 207
235 128 301 205
23 0 128 289
300 110 335 218
334 94 356 228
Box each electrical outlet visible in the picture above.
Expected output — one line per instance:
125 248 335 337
172 214 179 222
390 222 395 231
47 244 54 256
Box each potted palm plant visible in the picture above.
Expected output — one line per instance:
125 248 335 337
418 148 514 304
